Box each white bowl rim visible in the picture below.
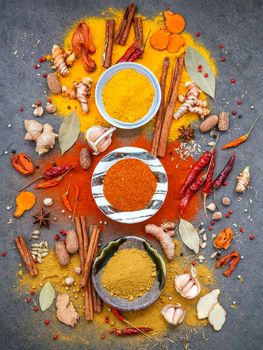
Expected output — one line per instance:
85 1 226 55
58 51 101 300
95 62 161 129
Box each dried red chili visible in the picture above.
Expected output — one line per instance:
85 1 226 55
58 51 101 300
180 150 213 195
213 153 235 190
215 250 240 277
179 176 205 214
202 149 216 211
11 153 34 175
62 176 72 212
114 327 153 336
35 168 72 189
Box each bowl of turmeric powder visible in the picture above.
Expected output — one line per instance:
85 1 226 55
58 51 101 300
95 62 161 129
91 147 168 224
92 236 166 311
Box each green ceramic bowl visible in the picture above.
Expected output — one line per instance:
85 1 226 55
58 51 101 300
92 236 166 311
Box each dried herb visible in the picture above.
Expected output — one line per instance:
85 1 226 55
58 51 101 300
185 46 215 98
39 281 55 311
33 208 51 228
178 125 195 141
58 109 80 155
179 218 199 254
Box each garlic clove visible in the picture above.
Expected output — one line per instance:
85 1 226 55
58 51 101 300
183 284 200 299
197 289 220 319
181 278 195 294
174 273 191 291
175 273 201 299
208 303 226 331
161 304 185 326
86 126 116 155
33 106 44 117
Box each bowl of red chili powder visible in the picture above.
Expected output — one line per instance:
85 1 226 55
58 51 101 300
91 147 168 224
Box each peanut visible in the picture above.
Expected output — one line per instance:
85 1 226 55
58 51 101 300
218 111 229 131
65 230 79 254
199 115 219 133
47 73 62 94
55 241 70 266
79 148 92 170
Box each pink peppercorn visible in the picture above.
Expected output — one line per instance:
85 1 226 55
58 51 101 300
19 107 24 112
204 73 209 78
42 73 47 78
219 44 223 49
223 181 228 186
221 56 226 62
47 97 52 103
249 235 255 240
44 320 50 325
191 261 196 266
240 227 245 233
198 68 202 73
101 334 106 340
228 209 234 214
195 31 201 37
237 99 243 105
198 65 202 69
209 226 213 231
33 64 39 69
210 220 215 226
36 100 41 106
231 79 236 84
232 110 237 116
53 335 58 340
54 234 60 241
225 213 230 218
1 251 7 257
26 297 31 303
33 306 39 312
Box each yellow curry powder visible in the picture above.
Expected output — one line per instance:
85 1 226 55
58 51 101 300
102 69 154 123
50 9 217 140
101 248 156 300
18 241 215 336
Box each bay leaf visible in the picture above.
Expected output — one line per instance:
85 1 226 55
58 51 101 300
185 46 216 98
39 281 55 312
179 218 200 254
58 109 80 154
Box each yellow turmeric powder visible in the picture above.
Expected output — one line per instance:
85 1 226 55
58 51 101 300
50 10 217 141
102 69 154 123
101 248 156 300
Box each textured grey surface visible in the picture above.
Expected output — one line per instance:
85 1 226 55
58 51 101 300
0 0 263 349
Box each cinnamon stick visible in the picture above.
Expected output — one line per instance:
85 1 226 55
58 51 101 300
15 236 38 276
151 57 170 156
103 20 115 68
115 3 137 45
85 278 94 321
80 216 88 257
80 225 100 288
157 56 184 158
134 17 143 46
91 241 102 313
74 217 84 268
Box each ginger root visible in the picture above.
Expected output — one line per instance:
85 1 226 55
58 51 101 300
164 11 186 34
174 82 209 120
56 294 79 327
52 45 69 76
74 77 92 113
145 222 175 260
24 120 57 155
150 29 169 51
62 85 76 99
13 191 36 218
236 166 250 193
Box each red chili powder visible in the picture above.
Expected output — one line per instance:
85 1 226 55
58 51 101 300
103 158 157 211
35 134 200 236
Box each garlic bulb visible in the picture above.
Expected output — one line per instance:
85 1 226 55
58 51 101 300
161 304 185 326
86 126 116 155
174 273 201 299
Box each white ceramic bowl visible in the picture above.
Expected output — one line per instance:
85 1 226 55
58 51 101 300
95 62 161 129
91 147 168 224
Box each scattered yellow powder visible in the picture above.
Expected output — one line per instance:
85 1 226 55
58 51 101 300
102 69 154 123
101 248 156 300
50 10 217 141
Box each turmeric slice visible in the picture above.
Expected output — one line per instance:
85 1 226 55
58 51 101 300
167 33 185 53
13 191 36 218
150 29 169 51
164 11 186 34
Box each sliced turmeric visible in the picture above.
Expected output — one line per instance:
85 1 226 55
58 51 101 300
164 11 186 34
13 191 36 218
167 33 185 53
150 29 169 51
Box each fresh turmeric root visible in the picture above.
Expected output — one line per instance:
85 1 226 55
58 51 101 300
145 222 175 260
150 29 169 51
167 33 185 53
52 45 69 76
164 11 186 34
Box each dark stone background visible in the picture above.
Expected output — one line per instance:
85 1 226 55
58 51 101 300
0 0 262 349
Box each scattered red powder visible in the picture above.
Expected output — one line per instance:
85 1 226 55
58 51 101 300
35 134 200 237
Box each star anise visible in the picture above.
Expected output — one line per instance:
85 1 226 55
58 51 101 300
178 125 195 141
33 208 51 228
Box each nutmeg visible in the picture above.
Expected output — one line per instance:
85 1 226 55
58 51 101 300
199 115 219 133
218 111 229 131
47 72 62 94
